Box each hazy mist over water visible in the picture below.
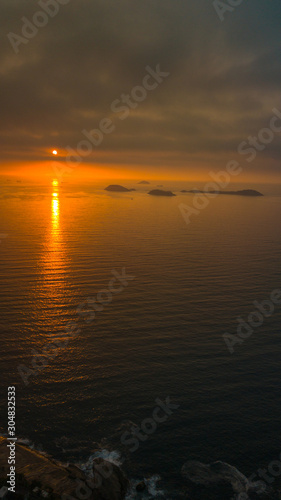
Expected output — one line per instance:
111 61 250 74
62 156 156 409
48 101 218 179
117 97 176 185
1 179 281 497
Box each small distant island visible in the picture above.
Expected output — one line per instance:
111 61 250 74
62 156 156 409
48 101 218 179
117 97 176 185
180 189 263 197
104 185 136 192
148 189 176 197
138 181 150 184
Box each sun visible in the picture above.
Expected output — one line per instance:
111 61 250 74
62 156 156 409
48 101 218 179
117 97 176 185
52 150 58 156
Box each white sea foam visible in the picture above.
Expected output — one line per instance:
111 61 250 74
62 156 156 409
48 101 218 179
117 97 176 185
125 474 168 499
91 448 123 466
79 448 123 476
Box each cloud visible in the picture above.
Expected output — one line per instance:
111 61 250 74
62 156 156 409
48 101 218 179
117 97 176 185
1 0 281 178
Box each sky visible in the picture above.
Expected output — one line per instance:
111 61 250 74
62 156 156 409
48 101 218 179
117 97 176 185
1 0 281 182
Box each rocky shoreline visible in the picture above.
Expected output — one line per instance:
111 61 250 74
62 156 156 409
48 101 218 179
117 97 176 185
1 438 281 499
0 437 128 500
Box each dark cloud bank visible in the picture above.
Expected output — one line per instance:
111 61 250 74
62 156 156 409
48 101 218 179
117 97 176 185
1 0 281 178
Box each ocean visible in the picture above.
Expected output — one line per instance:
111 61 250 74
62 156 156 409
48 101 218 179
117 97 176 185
1 178 281 498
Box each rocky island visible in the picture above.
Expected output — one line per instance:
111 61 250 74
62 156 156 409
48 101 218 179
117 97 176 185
138 181 150 184
148 189 176 197
104 185 135 192
180 189 263 197
181 459 280 499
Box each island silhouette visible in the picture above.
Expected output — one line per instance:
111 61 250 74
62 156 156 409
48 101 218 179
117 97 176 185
148 189 176 197
180 189 263 197
105 185 136 192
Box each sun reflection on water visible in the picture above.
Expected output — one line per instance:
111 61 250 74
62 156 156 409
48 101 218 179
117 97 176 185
40 180 67 299
50 182 61 260
52 196 59 231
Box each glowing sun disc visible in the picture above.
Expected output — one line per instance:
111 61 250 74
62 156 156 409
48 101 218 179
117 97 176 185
52 150 58 155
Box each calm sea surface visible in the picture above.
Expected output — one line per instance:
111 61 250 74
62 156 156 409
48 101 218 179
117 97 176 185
1 179 281 498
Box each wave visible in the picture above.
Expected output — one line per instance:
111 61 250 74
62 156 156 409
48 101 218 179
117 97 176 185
79 448 124 475
77 445 170 498
79 448 170 498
